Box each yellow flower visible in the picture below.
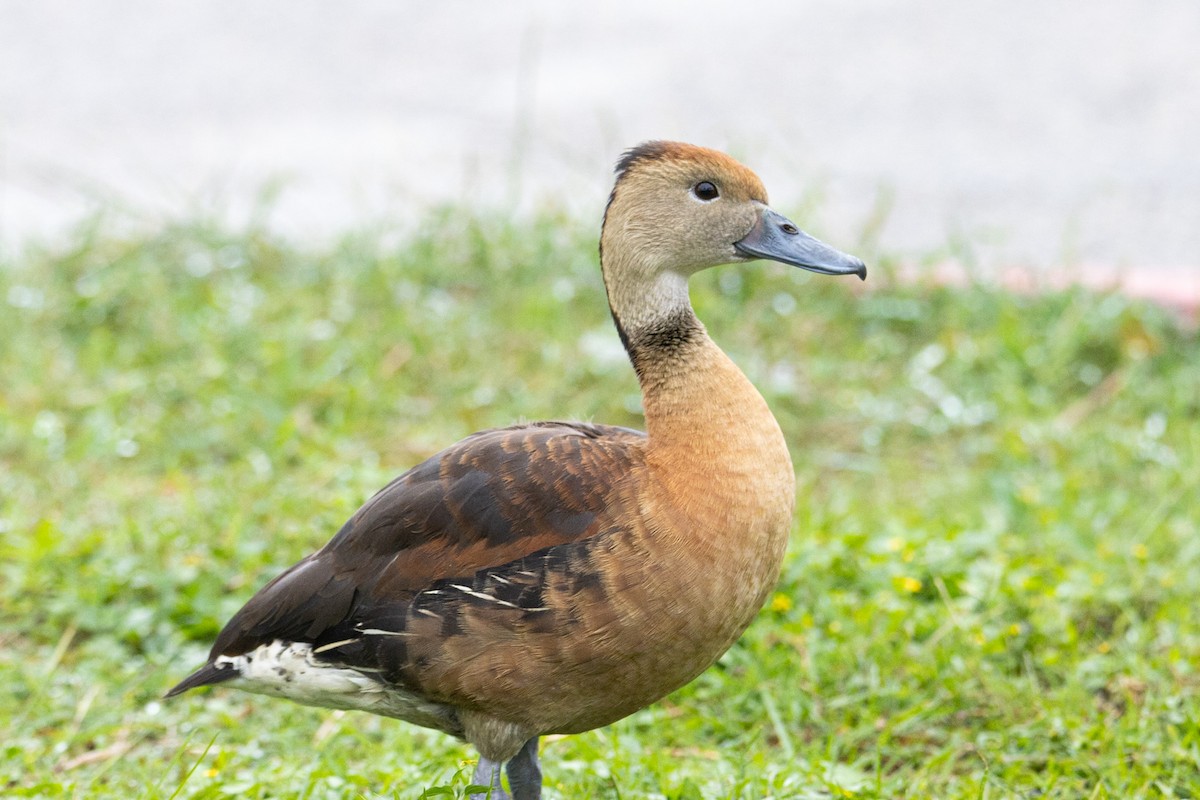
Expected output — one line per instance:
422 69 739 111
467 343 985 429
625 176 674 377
1132 543 1148 560
770 593 793 613
895 576 923 594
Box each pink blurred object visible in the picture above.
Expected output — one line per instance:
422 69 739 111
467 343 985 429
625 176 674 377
892 262 1200 324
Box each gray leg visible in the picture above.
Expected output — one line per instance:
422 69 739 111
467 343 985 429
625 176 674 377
470 755 509 800
505 737 542 800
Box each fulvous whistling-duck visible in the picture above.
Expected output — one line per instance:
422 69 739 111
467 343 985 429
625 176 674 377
169 141 866 799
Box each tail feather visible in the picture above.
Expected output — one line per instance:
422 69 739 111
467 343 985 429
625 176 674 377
166 661 238 698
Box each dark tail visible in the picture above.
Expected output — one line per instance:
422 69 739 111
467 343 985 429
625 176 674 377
165 661 238 698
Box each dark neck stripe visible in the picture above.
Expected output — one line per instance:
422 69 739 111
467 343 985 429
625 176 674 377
612 307 705 382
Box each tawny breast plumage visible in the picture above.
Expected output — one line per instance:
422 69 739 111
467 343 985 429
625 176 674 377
168 140 865 800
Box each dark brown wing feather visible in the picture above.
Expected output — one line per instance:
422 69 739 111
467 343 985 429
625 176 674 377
194 421 645 677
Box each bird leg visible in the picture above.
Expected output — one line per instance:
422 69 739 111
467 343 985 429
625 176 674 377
470 755 508 800
505 737 542 800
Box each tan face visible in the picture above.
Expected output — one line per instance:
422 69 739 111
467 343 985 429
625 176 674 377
600 142 866 334
603 143 771 277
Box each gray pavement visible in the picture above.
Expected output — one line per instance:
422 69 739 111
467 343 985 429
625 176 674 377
2 1 1198 281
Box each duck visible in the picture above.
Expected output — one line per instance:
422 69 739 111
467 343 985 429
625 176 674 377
168 141 865 799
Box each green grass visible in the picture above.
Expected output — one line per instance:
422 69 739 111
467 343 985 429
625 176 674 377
2 208 1198 798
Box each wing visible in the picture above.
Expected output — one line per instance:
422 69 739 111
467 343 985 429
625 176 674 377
196 421 646 668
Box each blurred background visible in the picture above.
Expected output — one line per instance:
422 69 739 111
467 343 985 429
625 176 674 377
2 0 1198 294
5 3 1200 795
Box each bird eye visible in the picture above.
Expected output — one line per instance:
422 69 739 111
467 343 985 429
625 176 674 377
691 181 720 202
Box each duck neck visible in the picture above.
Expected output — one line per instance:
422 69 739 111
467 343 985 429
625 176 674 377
603 254 796 591
603 261 785 462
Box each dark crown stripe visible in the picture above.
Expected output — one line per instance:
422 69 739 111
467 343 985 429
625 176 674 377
614 141 674 178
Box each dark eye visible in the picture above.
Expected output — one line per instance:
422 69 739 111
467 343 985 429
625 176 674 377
691 181 719 202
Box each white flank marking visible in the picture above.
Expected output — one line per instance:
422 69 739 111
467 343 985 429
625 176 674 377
312 638 360 654
449 583 525 609
357 627 414 637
